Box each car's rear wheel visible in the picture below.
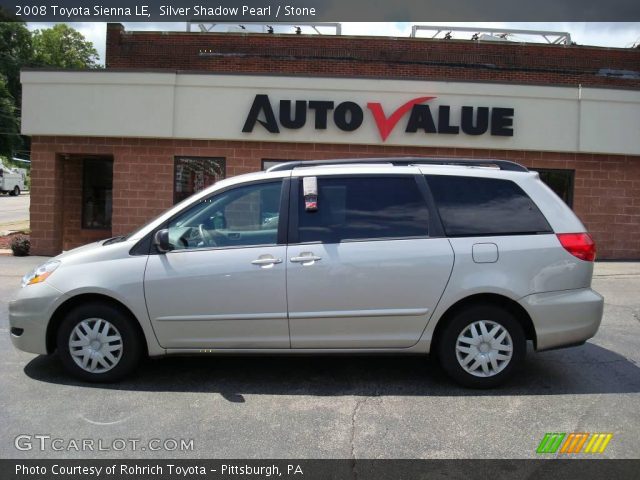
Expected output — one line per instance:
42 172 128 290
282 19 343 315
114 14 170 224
10 186 20 196
437 304 526 388
56 302 142 382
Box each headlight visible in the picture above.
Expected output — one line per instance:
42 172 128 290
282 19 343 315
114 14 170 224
21 260 61 288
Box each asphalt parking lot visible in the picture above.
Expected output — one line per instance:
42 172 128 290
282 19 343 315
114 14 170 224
0 255 639 459
0 193 29 234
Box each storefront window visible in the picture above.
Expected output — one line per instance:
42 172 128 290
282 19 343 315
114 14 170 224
174 157 225 204
534 169 575 207
262 159 291 170
82 158 113 229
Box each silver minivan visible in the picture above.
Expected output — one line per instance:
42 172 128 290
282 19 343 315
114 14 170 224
10 158 604 388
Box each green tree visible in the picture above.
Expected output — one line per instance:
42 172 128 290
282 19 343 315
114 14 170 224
0 74 21 159
0 22 33 107
31 24 99 69
0 22 99 159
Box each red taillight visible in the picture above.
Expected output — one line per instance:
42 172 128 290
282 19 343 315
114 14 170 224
557 233 596 262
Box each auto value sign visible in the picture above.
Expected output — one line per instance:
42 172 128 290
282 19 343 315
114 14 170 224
242 94 514 141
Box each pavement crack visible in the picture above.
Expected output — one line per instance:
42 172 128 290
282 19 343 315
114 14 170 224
573 396 600 433
349 393 382 480
350 397 366 458
349 397 365 479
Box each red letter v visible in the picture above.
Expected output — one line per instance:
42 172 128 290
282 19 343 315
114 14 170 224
367 96 436 141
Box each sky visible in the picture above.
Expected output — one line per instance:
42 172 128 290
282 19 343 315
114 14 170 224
27 22 640 65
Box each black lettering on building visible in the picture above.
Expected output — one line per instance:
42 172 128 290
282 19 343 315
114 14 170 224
279 100 306 129
405 105 437 133
308 101 335 129
334 102 364 131
437 106 460 134
243 95 515 138
242 94 279 133
491 107 515 136
461 106 489 135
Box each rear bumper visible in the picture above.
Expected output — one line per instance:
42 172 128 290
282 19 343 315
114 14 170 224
519 288 604 351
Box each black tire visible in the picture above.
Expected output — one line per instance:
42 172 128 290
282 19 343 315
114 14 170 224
56 302 142 382
12 186 20 196
437 304 526 388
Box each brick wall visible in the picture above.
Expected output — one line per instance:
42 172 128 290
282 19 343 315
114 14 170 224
29 135 640 259
29 147 64 255
105 23 640 89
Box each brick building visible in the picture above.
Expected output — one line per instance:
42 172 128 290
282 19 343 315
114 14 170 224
21 23 640 258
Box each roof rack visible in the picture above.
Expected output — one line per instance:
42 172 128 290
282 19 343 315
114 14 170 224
267 157 528 173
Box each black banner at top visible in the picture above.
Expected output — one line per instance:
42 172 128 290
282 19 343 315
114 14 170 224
1 0 640 22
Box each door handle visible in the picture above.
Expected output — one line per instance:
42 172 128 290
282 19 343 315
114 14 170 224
251 256 282 267
290 253 322 265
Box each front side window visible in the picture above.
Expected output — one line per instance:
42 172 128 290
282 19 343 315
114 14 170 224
297 176 429 243
82 158 113 229
174 157 225 204
426 175 552 236
167 181 282 250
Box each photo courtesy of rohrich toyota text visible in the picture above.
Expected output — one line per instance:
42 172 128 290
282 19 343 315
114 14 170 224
0 0 639 478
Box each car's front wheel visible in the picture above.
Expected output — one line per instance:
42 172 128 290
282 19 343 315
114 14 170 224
56 302 142 382
437 304 526 388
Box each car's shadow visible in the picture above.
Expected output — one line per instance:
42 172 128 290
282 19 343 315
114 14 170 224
24 342 640 400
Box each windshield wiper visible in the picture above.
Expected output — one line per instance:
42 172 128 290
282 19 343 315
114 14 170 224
103 235 128 245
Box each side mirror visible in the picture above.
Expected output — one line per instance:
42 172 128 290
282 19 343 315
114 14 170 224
153 229 173 253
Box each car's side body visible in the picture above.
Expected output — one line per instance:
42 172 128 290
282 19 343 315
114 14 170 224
9 158 604 386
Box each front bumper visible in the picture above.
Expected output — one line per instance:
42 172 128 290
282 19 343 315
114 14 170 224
519 288 604 351
9 283 66 355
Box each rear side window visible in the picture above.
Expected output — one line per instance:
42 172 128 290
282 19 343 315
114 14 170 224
426 175 552 236
297 176 429 243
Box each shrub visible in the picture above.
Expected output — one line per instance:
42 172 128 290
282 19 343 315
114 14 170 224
10 235 30 257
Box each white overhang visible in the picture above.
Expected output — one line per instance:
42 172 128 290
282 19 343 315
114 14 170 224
20 70 640 156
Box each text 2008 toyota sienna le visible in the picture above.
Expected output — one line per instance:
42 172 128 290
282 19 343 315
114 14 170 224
10 158 604 388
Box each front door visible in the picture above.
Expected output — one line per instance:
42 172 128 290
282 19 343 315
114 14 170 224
144 180 289 349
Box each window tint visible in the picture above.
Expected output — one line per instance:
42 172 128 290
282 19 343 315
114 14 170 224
426 175 552 236
82 158 113 230
168 181 282 250
297 176 429 243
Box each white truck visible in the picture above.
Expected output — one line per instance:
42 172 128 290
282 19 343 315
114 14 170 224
0 165 25 195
